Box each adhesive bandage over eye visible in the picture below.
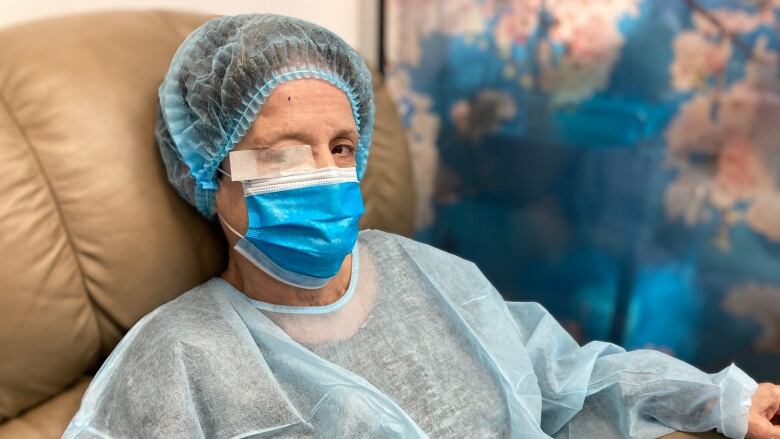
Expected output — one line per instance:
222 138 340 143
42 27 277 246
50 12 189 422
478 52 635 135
228 144 317 181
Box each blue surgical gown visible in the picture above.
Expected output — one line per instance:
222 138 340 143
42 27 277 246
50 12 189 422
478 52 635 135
63 230 757 438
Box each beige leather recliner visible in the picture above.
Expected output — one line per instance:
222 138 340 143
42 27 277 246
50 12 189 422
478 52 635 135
0 10 721 439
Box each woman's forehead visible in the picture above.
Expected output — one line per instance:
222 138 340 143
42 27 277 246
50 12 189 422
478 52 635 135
260 79 353 116
248 79 357 140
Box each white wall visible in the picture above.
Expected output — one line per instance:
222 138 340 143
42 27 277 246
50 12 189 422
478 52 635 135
0 0 379 66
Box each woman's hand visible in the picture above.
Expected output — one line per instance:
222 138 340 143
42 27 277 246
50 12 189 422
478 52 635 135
747 383 780 439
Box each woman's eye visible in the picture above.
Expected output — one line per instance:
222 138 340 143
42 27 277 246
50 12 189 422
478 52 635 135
331 144 355 157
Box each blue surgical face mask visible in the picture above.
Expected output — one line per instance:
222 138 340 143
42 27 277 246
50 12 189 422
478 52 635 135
219 166 364 289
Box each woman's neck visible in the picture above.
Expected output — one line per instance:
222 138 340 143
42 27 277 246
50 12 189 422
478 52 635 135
220 251 353 307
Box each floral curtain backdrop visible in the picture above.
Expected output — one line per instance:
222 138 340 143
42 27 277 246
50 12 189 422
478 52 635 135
384 0 780 381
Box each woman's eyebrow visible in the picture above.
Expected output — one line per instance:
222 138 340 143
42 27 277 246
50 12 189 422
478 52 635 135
333 128 358 141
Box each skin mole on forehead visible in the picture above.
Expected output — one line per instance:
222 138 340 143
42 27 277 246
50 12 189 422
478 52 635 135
288 96 291 101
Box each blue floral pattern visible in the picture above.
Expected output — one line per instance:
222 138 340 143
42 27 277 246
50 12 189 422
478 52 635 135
386 0 780 380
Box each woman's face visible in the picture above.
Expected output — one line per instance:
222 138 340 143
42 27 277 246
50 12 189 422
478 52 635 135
215 78 358 240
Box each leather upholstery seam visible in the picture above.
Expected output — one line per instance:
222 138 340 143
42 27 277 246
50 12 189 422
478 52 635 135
0 92 109 356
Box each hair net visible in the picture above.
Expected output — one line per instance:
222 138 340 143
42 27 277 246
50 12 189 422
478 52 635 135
155 14 375 218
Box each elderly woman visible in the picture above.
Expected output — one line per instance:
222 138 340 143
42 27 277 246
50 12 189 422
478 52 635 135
64 14 780 439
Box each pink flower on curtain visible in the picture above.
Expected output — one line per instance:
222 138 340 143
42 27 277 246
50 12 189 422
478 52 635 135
665 30 780 247
713 139 774 207
493 0 640 103
670 32 731 91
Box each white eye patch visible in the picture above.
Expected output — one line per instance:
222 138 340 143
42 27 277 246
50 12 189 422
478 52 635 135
228 144 317 181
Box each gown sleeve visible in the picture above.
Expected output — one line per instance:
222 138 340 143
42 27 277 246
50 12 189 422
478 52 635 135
506 301 757 439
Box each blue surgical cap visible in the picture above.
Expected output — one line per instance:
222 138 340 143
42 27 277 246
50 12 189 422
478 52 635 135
155 14 375 218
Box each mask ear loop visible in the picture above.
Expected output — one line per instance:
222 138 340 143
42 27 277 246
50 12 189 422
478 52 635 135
217 167 232 179
216 164 247 239
217 214 244 239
